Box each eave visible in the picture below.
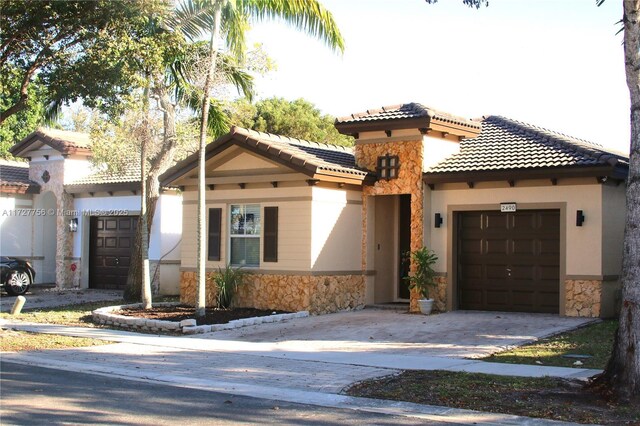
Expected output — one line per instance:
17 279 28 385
423 164 628 187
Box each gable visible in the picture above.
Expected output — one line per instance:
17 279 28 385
215 150 282 173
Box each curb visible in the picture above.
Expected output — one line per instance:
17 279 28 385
92 303 309 334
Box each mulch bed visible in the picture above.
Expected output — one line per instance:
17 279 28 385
115 305 290 326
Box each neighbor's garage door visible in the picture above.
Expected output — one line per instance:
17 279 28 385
89 216 138 290
457 210 560 313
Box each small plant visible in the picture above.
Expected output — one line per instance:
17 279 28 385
211 264 246 309
403 247 438 300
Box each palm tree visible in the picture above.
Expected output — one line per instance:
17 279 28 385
171 0 344 318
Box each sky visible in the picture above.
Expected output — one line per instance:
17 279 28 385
245 0 629 154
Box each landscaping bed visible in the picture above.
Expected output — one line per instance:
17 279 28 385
115 304 289 325
345 370 639 425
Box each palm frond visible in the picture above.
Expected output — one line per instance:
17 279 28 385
239 0 345 53
169 0 222 41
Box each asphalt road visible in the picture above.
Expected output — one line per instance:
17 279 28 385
0 361 455 426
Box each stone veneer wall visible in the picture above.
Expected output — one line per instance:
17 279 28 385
29 160 74 288
432 276 447 312
355 139 424 312
180 271 365 315
565 279 602 317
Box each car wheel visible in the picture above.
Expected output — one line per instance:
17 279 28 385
6 270 31 296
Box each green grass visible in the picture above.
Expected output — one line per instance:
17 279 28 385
484 320 617 369
346 370 639 424
0 296 179 327
0 329 110 352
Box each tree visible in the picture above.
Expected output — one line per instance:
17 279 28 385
173 0 345 319
0 65 47 159
0 0 165 125
425 0 639 402
227 97 354 146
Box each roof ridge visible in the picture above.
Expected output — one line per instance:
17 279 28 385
230 126 354 153
487 115 627 163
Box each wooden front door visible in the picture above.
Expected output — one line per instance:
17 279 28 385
457 210 560 313
89 216 137 290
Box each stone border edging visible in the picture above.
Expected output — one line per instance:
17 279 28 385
92 302 309 334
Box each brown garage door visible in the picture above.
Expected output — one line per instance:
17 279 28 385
457 210 560 313
89 216 138 290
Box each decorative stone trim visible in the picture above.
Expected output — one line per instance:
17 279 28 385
180 271 365 315
92 302 309 334
565 279 602 317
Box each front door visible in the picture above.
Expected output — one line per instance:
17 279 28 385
398 194 411 299
89 216 137 290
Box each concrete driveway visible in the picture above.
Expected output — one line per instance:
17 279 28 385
203 308 597 359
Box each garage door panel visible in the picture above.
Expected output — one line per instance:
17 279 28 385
486 239 508 255
458 210 560 313
485 213 508 230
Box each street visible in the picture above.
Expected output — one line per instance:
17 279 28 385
0 361 454 425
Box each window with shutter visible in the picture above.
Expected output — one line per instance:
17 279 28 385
263 206 278 262
208 208 222 261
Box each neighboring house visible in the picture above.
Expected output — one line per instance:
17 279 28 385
161 103 628 318
1 128 181 294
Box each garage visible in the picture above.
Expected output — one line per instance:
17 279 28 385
89 216 137 290
456 210 560 313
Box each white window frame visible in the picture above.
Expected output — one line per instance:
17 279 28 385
228 204 261 267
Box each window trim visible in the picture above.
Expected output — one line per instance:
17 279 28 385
228 203 261 267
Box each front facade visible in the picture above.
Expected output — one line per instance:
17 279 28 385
1 129 182 294
163 103 628 318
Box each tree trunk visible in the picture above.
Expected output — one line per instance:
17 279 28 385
195 8 222 319
123 81 179 302
591 0 640 402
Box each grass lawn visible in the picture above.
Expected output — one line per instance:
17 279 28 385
346 370 639 425
0 329 110 352
484 320 617 369
0 296 179 327
0 299 127 327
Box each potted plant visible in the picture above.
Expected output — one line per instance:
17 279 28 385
404 247 439 315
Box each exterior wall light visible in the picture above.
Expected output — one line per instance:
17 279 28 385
576 210 585 227
69 218 78 233
434 213 443 228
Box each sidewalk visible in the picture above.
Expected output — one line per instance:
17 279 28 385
1 319 597 425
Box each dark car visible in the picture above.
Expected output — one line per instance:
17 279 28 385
0 256 35 296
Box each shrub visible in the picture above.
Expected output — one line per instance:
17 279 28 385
211 265 246 309
403 248 438 300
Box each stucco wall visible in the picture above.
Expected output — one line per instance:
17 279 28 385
310 186 362 272
601 183 626 276
428 180 604 277
180 185 313 271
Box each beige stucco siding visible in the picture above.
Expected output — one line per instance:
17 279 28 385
310 186 362 272
180 186 313 271
422 135 461 171
428 182 604 277
601 183 626 276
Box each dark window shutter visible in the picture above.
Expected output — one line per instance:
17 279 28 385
263 206 278 262
208 208 222 261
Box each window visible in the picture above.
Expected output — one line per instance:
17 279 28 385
377 154 400 180
229 204 260 266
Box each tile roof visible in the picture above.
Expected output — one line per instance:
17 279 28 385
0 160 40 193
425 115 628 174
161 126 372 187
230 127 368 177
68 163 141 186
335 102 481 130
10 127 91 157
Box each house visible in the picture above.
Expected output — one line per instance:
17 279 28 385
161 103 628 318
1 128 182 294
